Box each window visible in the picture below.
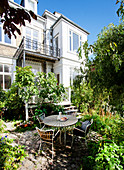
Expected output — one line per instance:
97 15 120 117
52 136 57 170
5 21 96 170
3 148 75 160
5 34 11 44
80 36 82 47
69 31 82 52
26 27 31 49
33 30 38 50
55 36 58 56
0 64 11 90
69 31 72 51
25 27 39 50
73 33 79 51
0 21 11 44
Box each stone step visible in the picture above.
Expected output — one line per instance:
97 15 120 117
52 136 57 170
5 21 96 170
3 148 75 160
64 106 76 110
65 109 78 114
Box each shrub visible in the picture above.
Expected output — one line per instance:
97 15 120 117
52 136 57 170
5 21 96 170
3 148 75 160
0 135 27 170
95 142 124 170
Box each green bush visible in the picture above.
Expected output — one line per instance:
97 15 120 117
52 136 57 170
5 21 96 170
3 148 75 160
81 113 124 145
0 119 6 132
95 142 124 170
81 140 124 170
80 113 124 169
0 135 27 170
39 103 64 116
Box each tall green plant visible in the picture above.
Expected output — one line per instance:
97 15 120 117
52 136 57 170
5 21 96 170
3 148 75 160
0 86 6 115
95 142 124 170
15 66 36 102
71 75 93 113
5 66 36 120
35 72 66 104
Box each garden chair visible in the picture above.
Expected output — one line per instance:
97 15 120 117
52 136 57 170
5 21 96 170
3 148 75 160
71 119 93 147
36 113 45 128
36 126 60 160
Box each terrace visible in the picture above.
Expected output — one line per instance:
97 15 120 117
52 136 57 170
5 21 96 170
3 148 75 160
14 37 60 67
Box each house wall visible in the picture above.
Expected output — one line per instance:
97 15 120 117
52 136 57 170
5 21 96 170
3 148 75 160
0 44 16 59
0 1 89 95
52 18 88 87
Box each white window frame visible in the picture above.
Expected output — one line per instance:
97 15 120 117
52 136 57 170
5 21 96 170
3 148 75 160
0 21 16 46
25 27 39 50
0 64 12 90
69 30 82 52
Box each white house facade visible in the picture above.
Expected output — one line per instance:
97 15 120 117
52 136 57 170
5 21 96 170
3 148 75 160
0 0 89 102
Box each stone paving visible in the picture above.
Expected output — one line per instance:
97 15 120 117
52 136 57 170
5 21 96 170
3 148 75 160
1 121 102 170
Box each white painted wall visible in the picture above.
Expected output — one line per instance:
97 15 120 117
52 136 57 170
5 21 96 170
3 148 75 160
52 18 88 87
1 1 89 95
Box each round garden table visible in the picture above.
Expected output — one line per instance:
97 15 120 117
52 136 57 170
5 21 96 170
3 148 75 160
43 115 78 145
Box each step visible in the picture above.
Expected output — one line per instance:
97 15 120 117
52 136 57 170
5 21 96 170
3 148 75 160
65 109 78 114
64 106 76 110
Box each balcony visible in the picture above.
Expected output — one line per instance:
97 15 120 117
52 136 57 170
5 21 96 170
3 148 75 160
14 37 60 63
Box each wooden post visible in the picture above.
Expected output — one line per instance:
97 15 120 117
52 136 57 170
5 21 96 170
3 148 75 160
25 102 28 121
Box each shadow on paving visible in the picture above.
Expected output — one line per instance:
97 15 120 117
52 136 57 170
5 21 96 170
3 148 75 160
18 131 89 170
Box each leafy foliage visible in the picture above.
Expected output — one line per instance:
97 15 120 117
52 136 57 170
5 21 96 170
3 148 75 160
80 113 124 170
35 72 66 104
0 86 6 112
81 22 124 115
4 66 35 120
71 76 94 113
0 136 27 170
0 0 37 38
15 66 36 102
95 142 124 170
116 0 124 20
4 67 66 120
81 113 124 145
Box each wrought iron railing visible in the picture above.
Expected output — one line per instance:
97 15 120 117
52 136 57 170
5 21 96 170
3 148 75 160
14 37 60 59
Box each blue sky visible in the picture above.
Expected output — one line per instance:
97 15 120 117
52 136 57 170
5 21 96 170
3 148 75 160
14 0 120 45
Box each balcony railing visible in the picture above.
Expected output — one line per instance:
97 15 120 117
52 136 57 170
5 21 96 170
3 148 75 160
14 37 60 59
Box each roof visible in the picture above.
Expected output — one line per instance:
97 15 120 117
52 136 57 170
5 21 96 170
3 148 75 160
51 15 90 35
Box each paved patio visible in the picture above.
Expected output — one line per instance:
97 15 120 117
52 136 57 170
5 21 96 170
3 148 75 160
1 121 101 170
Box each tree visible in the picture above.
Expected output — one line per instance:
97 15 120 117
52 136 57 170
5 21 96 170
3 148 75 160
0 0 37 38
36 72 66 104
116 0 124 20
80 19 124 114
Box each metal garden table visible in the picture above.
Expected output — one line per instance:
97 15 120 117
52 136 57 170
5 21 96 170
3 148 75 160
43 115 78 145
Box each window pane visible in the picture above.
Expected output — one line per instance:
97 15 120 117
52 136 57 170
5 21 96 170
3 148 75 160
0 64 3 72
5 34 11 44
70 36 71 51
0 27 2 42
0 75 3 89
5 75 11 89
33 30 38 38
33 38 38 50
26 36 31 49
26 27 31 35
73 33 79 51
55 37 58 56
80 36 82 46
4 65 11 73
